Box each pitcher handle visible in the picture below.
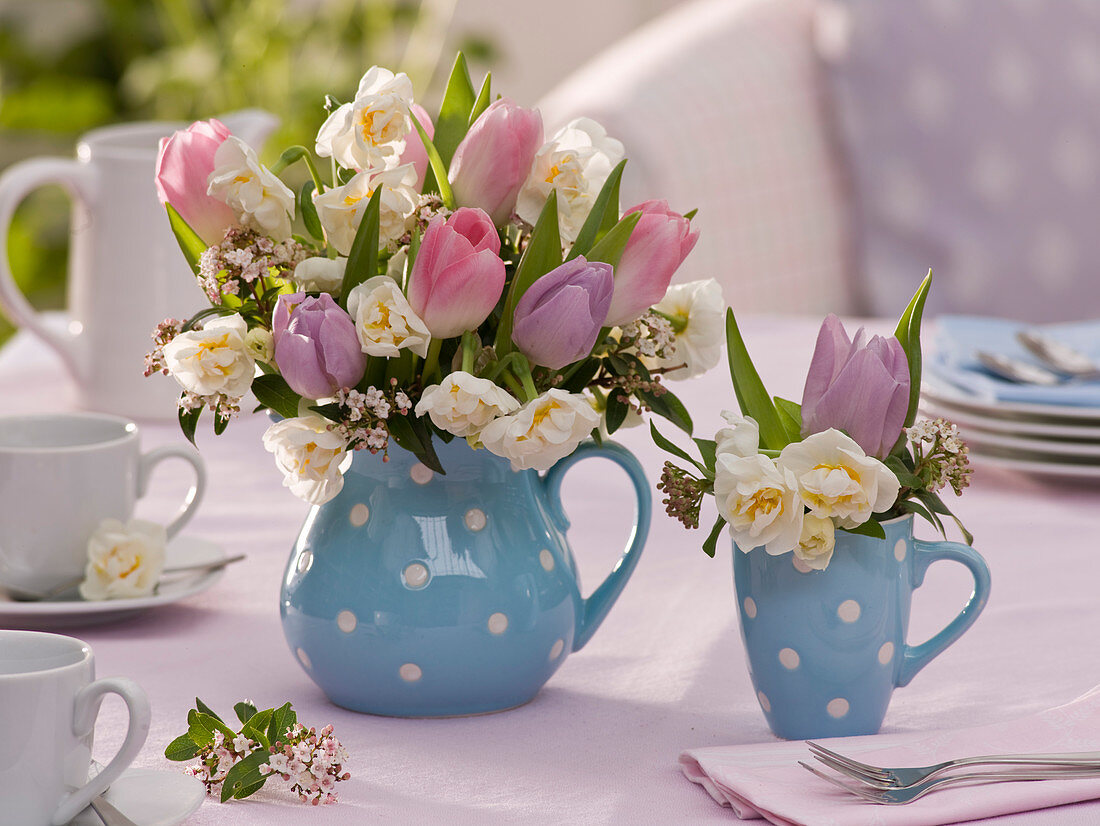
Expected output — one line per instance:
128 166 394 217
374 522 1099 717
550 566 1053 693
0 158 92 381
541 441 651 652
896 538 991 687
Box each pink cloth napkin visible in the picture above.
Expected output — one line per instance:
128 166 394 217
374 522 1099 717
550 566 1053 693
680 685 1100 826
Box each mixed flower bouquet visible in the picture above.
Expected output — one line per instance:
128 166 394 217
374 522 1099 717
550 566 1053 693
147 54 721 504
656 275 974 568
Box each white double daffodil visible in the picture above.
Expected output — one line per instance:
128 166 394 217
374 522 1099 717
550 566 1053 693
79 518 167 600
479 389 599 472
415 373 521 439
315 66 415 171
778 429 900 529
313 165 418 255
207 136 295 240
162 313 255 401
345 275 431 358
263 413 351 505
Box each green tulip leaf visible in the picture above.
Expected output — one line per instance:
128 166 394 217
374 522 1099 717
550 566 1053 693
411 112 456 210
586 210 641 269
339 185 382 307
567 158 627 261
701 516 727 558
893 270 932 431
422 53 476 195
773 396 803 444
165 204 207 276
725 308 787 450
298 181 324 241
469 71 493 126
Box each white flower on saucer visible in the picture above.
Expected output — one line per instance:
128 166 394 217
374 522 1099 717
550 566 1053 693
516 117 625 243
79 518 167 600
162 313 256 401
779 428 900 529
479 389 599 471
795 512 836 571
714 452 804 555
645 279 724 380
714 410 759 458
293 256 347 294
207 136 295 240
345 275 431 358
315 66 414 171
263 413 350 505
313 165 418 254
415 372 520 438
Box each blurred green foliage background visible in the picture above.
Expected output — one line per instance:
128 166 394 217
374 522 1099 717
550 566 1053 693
0 0 495 344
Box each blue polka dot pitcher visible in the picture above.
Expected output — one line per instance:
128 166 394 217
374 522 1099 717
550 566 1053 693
733 515 991 740
280 437 651 716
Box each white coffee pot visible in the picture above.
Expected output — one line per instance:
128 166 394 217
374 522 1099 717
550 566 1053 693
0 109 277 420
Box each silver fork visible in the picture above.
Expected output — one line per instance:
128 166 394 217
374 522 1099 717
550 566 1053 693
807 741 1100 789
800 761 1100 805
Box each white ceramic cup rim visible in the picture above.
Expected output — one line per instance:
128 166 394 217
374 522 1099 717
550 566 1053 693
0 630 92 680
0 412 139 454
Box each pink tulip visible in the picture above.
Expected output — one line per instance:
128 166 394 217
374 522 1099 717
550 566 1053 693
155 119 239 246
273 292 367 399
800 315 910 459
406 208 506 338
449 99 543 226
512 257 614 370
400 103 434 190
604 200 699 327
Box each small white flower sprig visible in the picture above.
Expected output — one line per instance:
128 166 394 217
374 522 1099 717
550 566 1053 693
654 273 974 568
165 698 350 805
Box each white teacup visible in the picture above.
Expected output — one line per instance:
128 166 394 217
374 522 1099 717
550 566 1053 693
0 630 151 825
0 412 206 594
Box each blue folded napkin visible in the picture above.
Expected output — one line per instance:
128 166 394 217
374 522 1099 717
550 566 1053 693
929 315 1100 407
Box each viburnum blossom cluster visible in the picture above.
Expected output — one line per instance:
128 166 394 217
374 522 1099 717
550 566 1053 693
656 275 975 567
166 699 349 805
149 53 722 503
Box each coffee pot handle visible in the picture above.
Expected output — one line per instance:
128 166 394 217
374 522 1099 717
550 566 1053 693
52 676 151 826
541 441 652 652
896 539 992 687
0 157 92 381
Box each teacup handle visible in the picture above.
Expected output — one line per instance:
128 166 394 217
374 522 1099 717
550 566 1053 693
139 446 207 539
896 539 992 687
0 158 93 381
541 441 652 652
52 677 151 826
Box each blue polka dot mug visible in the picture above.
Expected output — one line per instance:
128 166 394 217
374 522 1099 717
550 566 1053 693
280 437 651 716
733 514 990 740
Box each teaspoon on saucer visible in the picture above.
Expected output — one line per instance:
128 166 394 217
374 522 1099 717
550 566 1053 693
4 553 246 602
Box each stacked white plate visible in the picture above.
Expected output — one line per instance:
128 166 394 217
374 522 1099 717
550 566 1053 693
922 379 1100 479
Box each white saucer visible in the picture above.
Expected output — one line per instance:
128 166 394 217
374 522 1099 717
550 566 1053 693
71 766 205 826
0 535 226 629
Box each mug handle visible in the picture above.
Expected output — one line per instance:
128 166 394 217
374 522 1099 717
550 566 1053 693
0 158 93 381
139 446 207 539
52 677 151 826
896 538 992 687
541 441 652 652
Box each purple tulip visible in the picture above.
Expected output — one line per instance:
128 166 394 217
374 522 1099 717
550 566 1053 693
449 98 543 226
800 314 910 458
399 103 434 190
155 119 239 245
604 200 700 327
406 208 506 338
512 257 614 370
272 292 367 399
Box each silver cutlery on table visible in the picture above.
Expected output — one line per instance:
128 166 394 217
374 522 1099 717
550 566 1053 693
1017 329 1100 380
4 553 246 602
800 741 1100 805
974 351 1068 385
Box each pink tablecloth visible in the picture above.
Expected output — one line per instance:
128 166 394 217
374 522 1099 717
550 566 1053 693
2 316 1099 825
